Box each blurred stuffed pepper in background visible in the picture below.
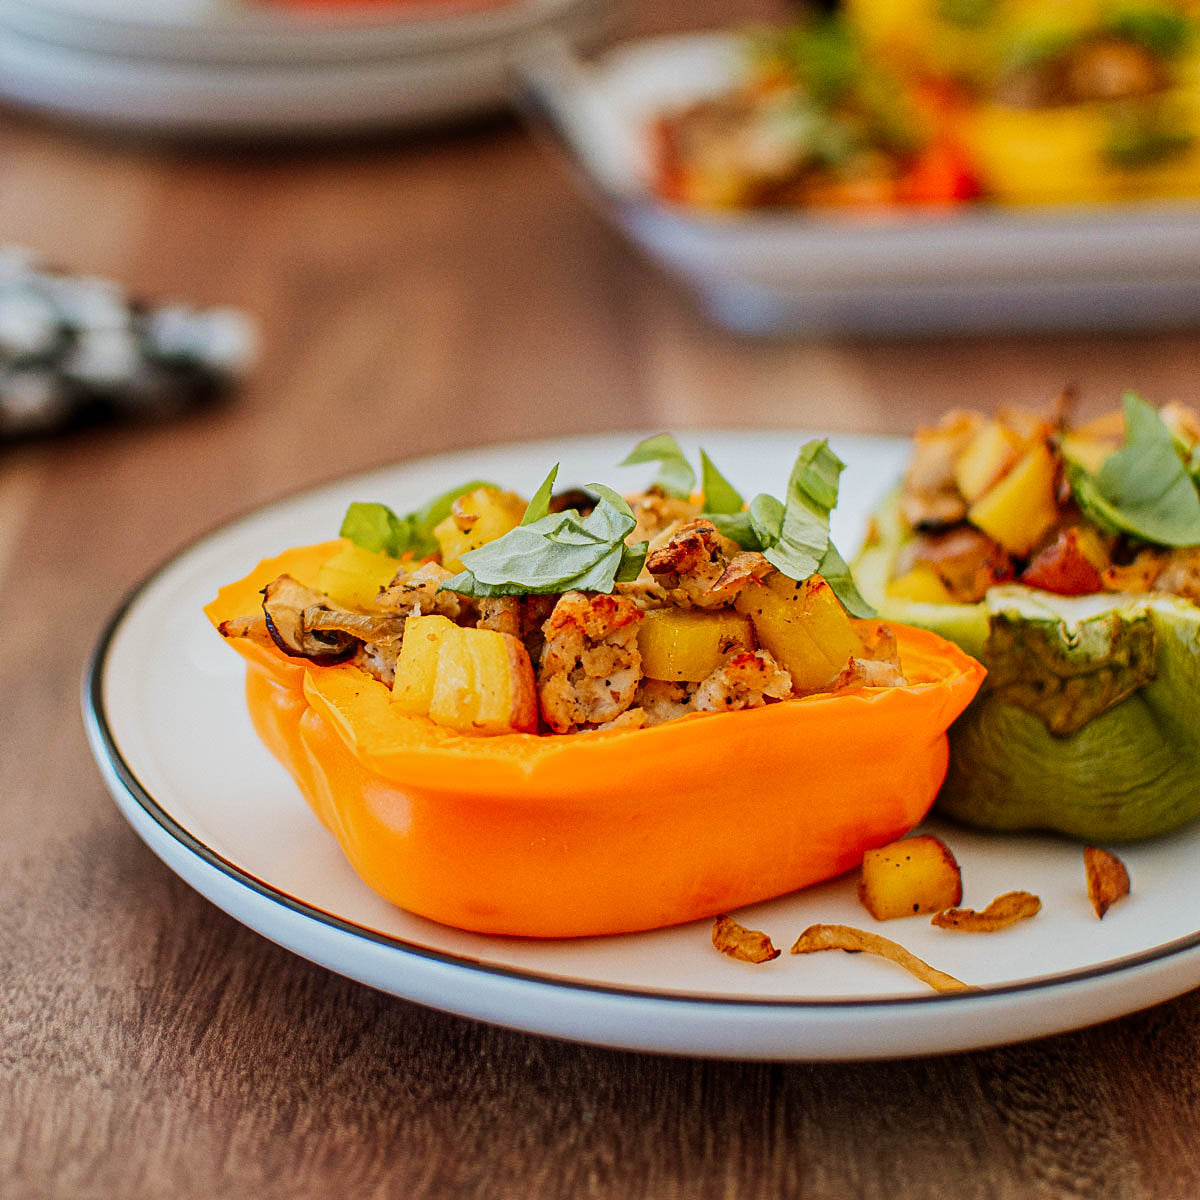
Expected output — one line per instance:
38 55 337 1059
848 0 1200 204
855 392 1200 843
651 13 980 212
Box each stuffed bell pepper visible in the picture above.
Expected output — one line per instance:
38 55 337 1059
207 436 983 937
856 392 1200 842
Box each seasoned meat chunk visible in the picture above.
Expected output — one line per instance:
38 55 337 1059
644 518 753 609
538 591 644 733
901 525 1014 604
376 561 470 622
477 594 557 662
692 650 793 712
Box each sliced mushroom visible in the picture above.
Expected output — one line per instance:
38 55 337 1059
260 575 359 664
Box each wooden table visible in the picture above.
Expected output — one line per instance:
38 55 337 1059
5 4 1200 1195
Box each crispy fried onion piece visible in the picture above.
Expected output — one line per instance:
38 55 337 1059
712 914 780 963
538 590 644 733
790 924 973 993
1084 846 1131 919
930 891 1041 932
217 612 274 647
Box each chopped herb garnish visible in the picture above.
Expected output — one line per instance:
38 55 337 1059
699 449 744 515
521 465 559 525
1066 392 1200 547
620 434 696 500
441 484 642 598
351 436 876 613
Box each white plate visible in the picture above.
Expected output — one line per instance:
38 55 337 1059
0 0 589 64
519 33 1200 335
0 0 611 136
83 431 1200 1060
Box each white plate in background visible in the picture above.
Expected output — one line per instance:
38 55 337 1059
519 33 1200 336
0 0 588 63
84 432 1200 1060
0 0 613 135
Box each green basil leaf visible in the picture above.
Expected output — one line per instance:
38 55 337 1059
748 493 785 550
521 465 559 526
816 541 875 618
443 488 637 596
1067 392 1200 547
620 434 696 500
436 572 532 598
563 543 628 593
762 439 844 580
339 502 411 557
707 512 760 550
615 540 649 582
699 449 744 514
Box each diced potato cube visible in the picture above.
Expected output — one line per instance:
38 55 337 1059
954 420 1023 503
395 616 537 735
885 564 953 604
318 543 402 609
734 573 863 692
638 609 755 682
1059 433 1115 476
858 835 963 921
433 487 528 573
393 615 456 715
967 442 1058 557
453 626 538 735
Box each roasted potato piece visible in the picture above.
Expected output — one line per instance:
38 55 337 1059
886 563 954 604
954 419 1023 503
433 486 528 573
712 914 780 963
734 573 862 692
317 543 403 609
393 614 538 735
638 608 756 682
967 441 1059 557
1084 846 1131 919
858 835 963 921
931 890 1041 931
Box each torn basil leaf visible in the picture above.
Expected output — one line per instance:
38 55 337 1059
699 449 744 514
521 465 559 526
440 484 638 597
762 440 843 580
759 439 874 617
1067 392 1200 547
620 434 696 500
339 502 411 557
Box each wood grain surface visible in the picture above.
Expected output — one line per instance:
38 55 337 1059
4 2 1200 1197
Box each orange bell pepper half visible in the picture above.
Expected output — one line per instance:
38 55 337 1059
206 542 986 938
